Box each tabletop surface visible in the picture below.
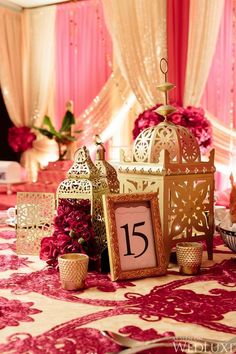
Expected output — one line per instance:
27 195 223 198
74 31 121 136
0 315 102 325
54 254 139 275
0 218 235 353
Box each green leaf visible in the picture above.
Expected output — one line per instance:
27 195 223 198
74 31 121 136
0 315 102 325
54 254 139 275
74 130 83 134
42 116 61 139
60 111 75 132
33 127 54 139
63 135 77 142
43 116 57 133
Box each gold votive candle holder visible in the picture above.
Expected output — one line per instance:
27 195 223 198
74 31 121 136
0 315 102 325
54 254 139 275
58 253 89 290
176 242 203 275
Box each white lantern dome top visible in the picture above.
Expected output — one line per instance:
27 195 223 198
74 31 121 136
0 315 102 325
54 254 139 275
132 120 201 164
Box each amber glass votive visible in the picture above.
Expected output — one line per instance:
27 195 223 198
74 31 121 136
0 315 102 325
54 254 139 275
176 242 203 275
58 253 89 290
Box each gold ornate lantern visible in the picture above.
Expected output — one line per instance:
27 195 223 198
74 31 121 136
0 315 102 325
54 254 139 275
118 59 215 260
94 135 120 194
57 146 109 253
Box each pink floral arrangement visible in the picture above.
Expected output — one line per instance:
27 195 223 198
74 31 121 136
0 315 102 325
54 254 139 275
40 199 98 268
8 126 37 153
133 103 213 154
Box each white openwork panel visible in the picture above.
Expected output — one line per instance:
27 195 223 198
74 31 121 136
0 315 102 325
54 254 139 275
57 179 92 197
151 123 180 162
120 175 160 194
168 178 212 241
67 146 99 180
68 162 98 179
133 123 180 163
177 126 200 163
132 121 201 164
16 192 55 255
133 127 155 162
95 160 120 194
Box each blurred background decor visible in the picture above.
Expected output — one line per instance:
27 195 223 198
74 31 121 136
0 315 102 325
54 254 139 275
34 101 82 161
8 126 37 155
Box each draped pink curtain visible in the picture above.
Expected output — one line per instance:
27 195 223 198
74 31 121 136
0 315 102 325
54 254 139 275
200 0 235 191
167 0 190 106
201 0 234 126
55 0 112 129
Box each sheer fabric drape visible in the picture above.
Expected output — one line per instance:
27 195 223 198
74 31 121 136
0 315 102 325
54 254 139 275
22 7 56 127
183 0 224 107
0 7 57 181
20 7 58 182
200 0 236 186
201 0 233 126
55 0 112 129
0 8 24 126
102 0 167 109
183 0 225 189
76 67 139 149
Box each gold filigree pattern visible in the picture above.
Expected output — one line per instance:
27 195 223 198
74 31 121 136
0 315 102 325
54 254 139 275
95 160 120 194
151 123 179 162
67 148 99 180
119 60 214 260
177 126 200 163
57 146 109 254
16 192 55 255
168 179 211 242
132 121 201 164
120 177 160 194
119 124 215 260
133 128 155 162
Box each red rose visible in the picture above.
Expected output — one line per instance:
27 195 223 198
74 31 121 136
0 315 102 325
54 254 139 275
8 126 36 153
56 232 71 248
40 198 98 269
40 236 59 261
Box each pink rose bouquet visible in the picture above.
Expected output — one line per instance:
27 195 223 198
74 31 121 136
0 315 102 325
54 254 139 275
133 104 212 154
8 126 37 153
40 199 98 268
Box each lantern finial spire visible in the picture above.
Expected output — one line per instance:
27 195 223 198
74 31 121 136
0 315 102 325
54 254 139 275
155 58 176 121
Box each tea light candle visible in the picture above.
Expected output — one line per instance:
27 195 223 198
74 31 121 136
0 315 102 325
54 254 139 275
176 242 203 275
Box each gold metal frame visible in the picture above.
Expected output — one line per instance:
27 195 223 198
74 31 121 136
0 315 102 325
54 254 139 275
102 192 168 281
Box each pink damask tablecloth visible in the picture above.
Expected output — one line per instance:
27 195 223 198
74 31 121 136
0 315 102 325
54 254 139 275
0 221 235 354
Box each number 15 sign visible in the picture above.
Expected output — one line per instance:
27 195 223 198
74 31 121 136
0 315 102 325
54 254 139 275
102 192 168 281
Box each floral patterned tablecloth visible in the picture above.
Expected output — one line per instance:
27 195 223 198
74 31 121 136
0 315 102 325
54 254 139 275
0 223 235 354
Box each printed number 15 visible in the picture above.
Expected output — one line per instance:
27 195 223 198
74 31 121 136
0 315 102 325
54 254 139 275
120 221 148 258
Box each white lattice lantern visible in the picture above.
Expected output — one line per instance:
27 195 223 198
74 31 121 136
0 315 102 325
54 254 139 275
118 121 215 259
57 146 109 253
